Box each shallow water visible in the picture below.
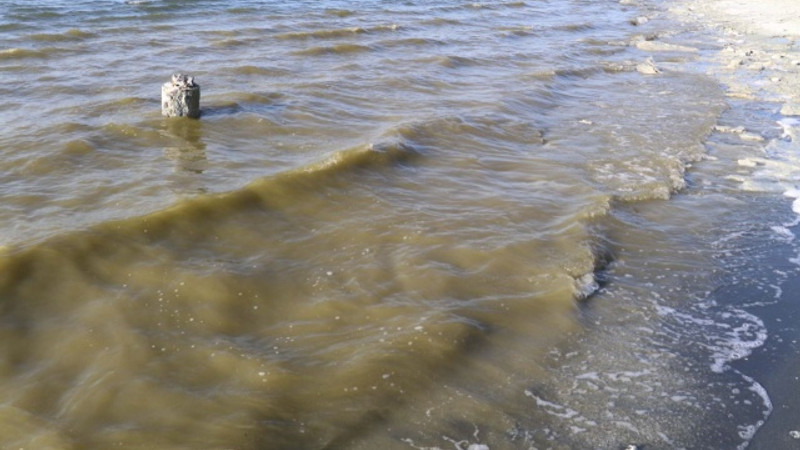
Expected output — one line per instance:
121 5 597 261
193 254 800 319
0 0 797 448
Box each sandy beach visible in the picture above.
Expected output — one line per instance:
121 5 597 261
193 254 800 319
672 0 800 110
670 0 800 447
683 0 800 37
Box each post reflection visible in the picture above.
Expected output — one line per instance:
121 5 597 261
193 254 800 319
163 117 208 194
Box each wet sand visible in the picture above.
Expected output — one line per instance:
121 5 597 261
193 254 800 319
671 0 800 446
736 259 800 449
718 210 800 449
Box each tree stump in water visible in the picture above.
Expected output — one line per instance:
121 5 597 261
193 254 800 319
161 73 200 118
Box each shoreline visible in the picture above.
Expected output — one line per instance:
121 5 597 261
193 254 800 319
666 0 800 447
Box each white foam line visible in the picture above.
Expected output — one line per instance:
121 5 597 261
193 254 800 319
778 118 800 140
524 390 580 419
734 372 772 450
783 188 800 216
771 225 795 242
710 309 767 374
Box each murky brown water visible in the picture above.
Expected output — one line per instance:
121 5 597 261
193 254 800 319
1 0 797 448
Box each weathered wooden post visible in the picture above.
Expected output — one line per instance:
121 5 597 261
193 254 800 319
161 73 200 118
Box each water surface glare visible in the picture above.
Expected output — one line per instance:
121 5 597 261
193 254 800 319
0 0 792 448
